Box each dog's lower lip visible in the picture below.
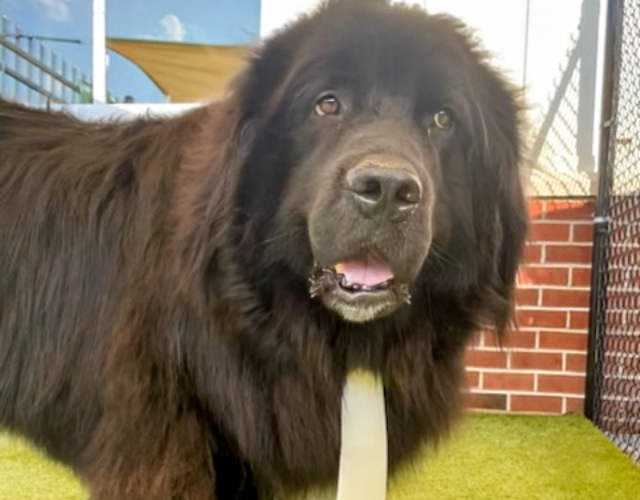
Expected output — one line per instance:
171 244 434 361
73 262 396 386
310 265 406 295
334 256 394 288
308 265 413 317
338 274 393 293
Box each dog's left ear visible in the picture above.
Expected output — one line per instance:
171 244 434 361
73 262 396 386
468 62 529 338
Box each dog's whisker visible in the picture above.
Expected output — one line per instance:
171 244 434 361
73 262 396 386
431 243 461 268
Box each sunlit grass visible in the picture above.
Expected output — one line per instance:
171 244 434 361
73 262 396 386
389 413 640 500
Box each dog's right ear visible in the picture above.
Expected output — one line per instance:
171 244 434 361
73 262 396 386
231 16 312 126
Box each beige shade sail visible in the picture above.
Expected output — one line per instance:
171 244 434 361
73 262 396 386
106 38 249 102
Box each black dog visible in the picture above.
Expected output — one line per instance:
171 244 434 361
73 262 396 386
0 0 528 498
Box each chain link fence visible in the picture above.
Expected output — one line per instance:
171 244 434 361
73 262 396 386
586 0 640 464
525 0 601 197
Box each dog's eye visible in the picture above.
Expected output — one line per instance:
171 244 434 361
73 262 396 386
433 110 453 131
315 95 341 116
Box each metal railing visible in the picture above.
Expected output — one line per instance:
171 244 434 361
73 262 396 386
586 0 640 464
0 15 116 105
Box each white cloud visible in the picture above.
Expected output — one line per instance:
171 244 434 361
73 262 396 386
31 0 73 22
160 14 186 42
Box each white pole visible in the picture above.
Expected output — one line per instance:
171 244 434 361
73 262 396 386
92 0 107 103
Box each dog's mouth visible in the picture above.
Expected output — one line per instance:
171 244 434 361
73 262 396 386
309 253 411 323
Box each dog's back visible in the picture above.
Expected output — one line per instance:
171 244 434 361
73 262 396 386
0 100 191 463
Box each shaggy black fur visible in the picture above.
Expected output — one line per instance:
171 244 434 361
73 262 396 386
0 1 528 499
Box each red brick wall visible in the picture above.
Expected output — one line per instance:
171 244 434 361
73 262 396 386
465 198 595 414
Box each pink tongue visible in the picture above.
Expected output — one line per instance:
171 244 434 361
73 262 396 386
336 257 394 287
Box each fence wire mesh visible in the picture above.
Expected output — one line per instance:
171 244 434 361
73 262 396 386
587 0 640 464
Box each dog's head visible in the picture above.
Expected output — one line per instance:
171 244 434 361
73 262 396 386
231 0 528 331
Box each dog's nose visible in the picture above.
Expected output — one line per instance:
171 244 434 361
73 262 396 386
346 166 422 218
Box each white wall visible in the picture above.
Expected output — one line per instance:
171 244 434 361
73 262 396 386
260 0 323 37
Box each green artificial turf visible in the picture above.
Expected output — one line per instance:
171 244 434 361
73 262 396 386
0 434 85 500
388 413 640 500
1 414 639 500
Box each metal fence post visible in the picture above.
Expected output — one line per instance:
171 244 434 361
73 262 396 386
585 0 620 424
585 0 640 464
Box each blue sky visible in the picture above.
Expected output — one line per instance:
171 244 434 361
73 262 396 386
0 0 260 102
